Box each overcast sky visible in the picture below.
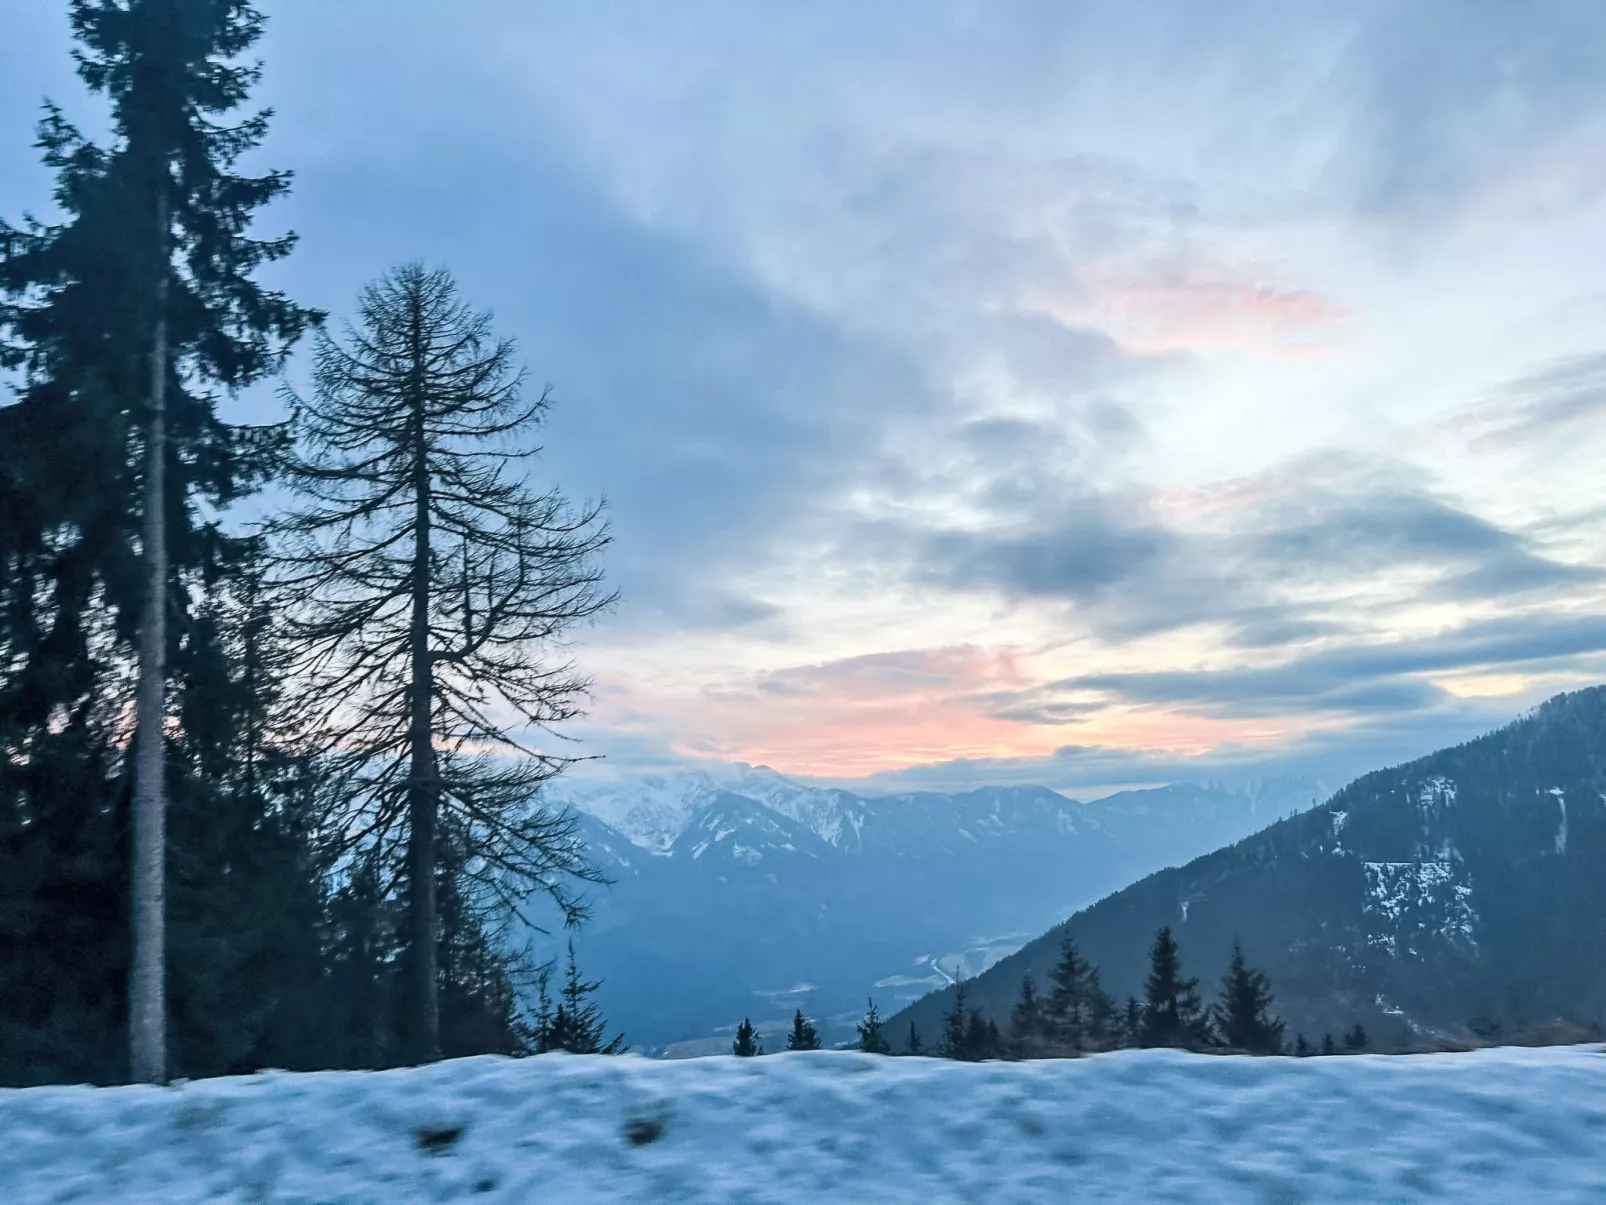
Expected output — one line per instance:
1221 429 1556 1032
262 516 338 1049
6 1 1606 796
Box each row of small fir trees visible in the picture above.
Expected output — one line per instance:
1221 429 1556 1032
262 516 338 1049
731 926 1370 1060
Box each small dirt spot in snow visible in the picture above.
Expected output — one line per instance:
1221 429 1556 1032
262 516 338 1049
414 1123 465 1155
623 1116 666 1147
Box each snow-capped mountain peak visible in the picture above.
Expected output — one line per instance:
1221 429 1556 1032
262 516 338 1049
550 764 864 852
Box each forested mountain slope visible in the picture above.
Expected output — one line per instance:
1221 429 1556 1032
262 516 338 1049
890 688 1606 1047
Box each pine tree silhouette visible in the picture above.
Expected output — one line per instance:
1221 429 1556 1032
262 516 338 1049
1213 939 1285 1054
1010 972 1044 1055
1047 937 1091 1051
985 1017 1004 1059
856 999 891 1054
1123 997 1143 1047
733 1017 763 1057
906 1021 925 1057
1343 1023 1369 1053
1139 926 1209 1049
538 942 624 1054
940 980 972 1059
1083 966 1120 1051
1293 1033 1313 1057
1321 1033 1336 1056
786 1008 821 1051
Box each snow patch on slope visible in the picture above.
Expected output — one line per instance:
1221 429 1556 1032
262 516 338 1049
1362 861 1477 956
1550 787 1568 854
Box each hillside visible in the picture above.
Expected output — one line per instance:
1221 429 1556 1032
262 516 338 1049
6 1047 1603 1203
532 768 1323 1050
890 688 1606 1048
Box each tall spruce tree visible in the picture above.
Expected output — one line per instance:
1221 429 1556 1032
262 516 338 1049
856 999 891 1054
1045 936 1115 1052
531 941 623 1055
1047 936 1091 1049
905 1021 924 1057
786 1008 821 1051
1083 966 1120 1051
1213 939 1285 1054
940 980 972 1059
273 264 611 1062
732 1017 762 1057
1009 972 1045 1055
0 0 316 1083
165 551 334 1077
1139 926 1209 1049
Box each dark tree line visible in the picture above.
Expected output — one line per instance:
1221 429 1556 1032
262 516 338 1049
886 927 1370 1062
0 1 617 1086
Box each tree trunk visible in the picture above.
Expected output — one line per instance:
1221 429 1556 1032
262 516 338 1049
406 305 440 1064
130 193 170 1085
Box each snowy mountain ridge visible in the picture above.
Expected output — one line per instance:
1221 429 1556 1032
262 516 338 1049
548 763 867 853
530 769 1326 1050
547 764 1301 860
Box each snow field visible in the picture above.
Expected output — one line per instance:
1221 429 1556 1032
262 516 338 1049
4 1045 1604 1204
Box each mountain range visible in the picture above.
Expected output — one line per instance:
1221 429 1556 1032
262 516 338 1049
530 765 1325 1052
888 687 1606 1050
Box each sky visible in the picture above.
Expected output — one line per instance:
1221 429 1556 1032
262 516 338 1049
6 1 1606 797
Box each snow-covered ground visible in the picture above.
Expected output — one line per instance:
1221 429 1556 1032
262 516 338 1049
6 1046 1604 1203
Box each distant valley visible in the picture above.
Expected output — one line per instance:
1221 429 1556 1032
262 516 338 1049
529 765 1326 1052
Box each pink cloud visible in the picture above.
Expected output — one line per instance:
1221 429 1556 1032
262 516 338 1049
587 645 1301 780
1020 257 1352 360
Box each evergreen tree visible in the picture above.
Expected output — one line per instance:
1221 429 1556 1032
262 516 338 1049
1293 1033 1313 1057
985 1017 1004 1059
1009 972 1045 1055
1343 1023 1369 1053
0 0 317 1084
272 265 611 1062
1040 936 1118 1053
1123 997 1143 1048
786 1008 821 1052
1047 936 1091 1050
732 1017 763 1057
940 980 972 1059
1139 926 1209 1049
532 941 623 1055
1083 966 1120 1052
1321 1033 1336 1056
962 1009 993 1061
1212 939 1286 1054
164 557 335 1077
905 1021 924 1057
856 999 891 1055
325 855 401 1069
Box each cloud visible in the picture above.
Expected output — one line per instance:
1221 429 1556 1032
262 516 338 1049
1322 1 1606 219
810 686 1558 800
10 0 1606 800
1455 353 1606 450
1022 257 1353 358
882 451 1597 644
1058 612 1606 717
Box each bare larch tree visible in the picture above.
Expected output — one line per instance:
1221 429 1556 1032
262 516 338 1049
274 263 612 1063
